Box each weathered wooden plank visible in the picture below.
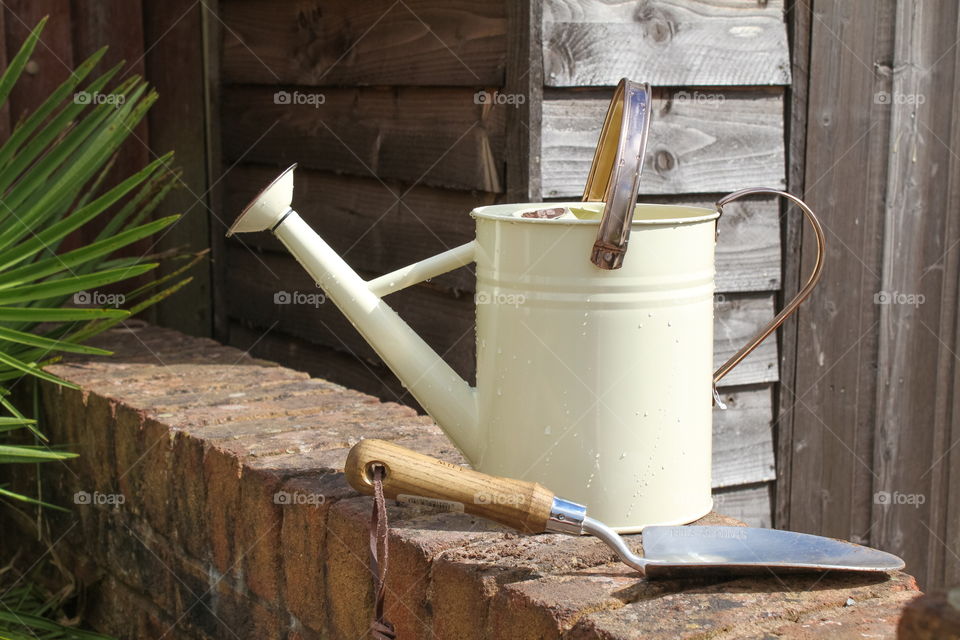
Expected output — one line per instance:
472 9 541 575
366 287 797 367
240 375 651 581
712 483 773 528
0 9 10 141
543 0 791 87
224 166 780 295
206 0 228 341
505 0 543 202
650 194 782 293
221 0 507 86
71 0 145 75
3 1 73 123
222 86 506 192
713 295 778 387
776 0 813 531
69 0 153 271
872 0 960 591
143 0 213 336
541 88 785 197
229 320 424 407
786 0 895 556
224 246 777 388
712 386 774 489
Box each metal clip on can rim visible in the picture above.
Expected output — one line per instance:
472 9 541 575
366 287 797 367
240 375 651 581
582 78 653 270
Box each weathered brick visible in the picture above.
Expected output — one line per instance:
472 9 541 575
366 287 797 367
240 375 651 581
898 589 960 640
204 578 286 640
490 564 718 639
322 491 486 639
279 469 353 631
170 431 212 559
203 444 243 574
139 416 176 534
85 575 187 640
385 510 505 638
111 403 149 518
567 571 918 639
324 496 379 640
101 513 180 613
237 465 286 606
768 588 916 639
429 529 621 640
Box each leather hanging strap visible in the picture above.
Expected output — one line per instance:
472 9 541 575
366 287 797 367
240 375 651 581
369 465 395 640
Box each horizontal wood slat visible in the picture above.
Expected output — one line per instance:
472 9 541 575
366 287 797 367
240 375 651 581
224 166 781 293
222 86 507 192
543 0 790 87
541 88 785 197
712 482 773 528
224 247 777 387
713 295 778 386
229 321 412 405
221 0 507 86
712 386 775 488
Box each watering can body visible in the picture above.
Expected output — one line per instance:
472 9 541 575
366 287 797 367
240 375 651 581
470 202 717 531
228 166 823 532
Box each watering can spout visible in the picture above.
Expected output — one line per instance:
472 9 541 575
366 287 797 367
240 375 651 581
227 165 482 458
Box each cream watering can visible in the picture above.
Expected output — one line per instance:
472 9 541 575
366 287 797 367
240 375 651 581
228 80 825 532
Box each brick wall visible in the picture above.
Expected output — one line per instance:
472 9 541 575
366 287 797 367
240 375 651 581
1 324 920 639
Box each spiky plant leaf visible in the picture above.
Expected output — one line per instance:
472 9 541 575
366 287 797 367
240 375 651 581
0 22 198 639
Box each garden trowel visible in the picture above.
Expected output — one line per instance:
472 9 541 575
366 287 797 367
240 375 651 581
345 439 904 579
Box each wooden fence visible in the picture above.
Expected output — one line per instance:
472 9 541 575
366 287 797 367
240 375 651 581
781 0 960 591
0 0 213 336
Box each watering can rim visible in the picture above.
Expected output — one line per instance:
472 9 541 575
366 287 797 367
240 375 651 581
470 201 720 226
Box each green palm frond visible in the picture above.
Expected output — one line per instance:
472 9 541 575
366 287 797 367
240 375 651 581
0 18 199 638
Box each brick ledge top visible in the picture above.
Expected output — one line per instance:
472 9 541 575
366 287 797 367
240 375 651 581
41 323 920 640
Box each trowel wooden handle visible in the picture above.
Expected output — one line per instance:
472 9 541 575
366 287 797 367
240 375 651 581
345 439 556 534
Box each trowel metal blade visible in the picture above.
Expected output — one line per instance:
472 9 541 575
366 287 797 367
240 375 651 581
640 526 905 579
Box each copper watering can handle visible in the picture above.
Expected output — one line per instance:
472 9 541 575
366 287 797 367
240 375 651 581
712 187 826 384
